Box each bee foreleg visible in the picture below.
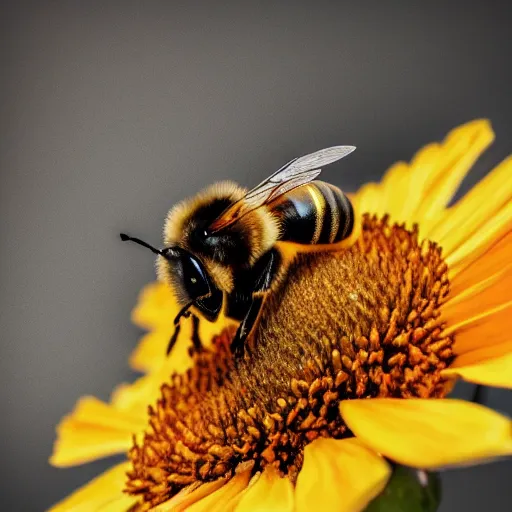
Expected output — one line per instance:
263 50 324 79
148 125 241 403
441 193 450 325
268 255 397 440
230 294 265 359
190 313 204 353
166 322 182 356
167 312 204 357
230 248 279 358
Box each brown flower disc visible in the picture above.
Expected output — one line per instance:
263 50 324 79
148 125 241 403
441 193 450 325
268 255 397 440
127 214 453 509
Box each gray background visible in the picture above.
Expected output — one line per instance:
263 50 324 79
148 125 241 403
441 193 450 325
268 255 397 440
1 1 511 510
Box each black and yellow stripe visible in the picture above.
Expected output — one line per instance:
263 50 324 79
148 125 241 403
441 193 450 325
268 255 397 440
271 180 354 245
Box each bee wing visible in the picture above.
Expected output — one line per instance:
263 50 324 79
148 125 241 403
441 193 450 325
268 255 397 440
210 145 355 232
242 167 320 207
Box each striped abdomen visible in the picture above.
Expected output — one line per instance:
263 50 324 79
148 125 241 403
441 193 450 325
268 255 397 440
270 181 354 245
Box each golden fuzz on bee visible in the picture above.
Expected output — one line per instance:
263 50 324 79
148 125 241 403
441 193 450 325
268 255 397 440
157 181 280 293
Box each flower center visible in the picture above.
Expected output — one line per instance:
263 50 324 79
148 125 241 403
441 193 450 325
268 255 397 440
126 215 454 509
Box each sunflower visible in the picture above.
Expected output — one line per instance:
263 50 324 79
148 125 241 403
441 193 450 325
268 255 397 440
49 120 512 512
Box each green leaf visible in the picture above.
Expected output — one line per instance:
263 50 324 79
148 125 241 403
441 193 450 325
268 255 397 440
364 466 441 512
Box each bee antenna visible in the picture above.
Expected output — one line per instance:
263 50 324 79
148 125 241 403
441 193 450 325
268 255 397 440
119 233 163 256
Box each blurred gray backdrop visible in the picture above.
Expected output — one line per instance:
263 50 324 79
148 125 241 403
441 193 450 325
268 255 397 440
1 1 511 510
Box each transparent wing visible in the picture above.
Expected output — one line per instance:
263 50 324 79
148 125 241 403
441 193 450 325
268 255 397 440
209 145 355 232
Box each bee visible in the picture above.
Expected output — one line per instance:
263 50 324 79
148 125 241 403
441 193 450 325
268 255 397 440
121 146 358 357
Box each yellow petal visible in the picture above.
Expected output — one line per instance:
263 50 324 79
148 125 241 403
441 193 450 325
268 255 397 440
340 398 512 469
131 281 179 331
448 302 512 367
430 156 512 264
412 120 494 233
129 323 193 374
117 327 236 417
353 182 384 218
443 352 512 389
186 467 253 512
50 397 147 467
295 437 391 512
47 462 135 512
379 161 413 222
97 497 139 512
130 294 235 373
443 291 512 338
152 478 229 511
352 120 495 241
381 143 442 226
446 201 512 277
451 341 512 369
441 228 512 368
129 328 173 373
235 466 294 512
111 357 183 417
448 231 512 303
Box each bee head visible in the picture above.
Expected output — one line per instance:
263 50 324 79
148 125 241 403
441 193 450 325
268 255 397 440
120 233 223 321
158 181 279 295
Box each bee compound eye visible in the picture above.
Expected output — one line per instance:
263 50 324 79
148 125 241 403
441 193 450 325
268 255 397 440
180 253 211 300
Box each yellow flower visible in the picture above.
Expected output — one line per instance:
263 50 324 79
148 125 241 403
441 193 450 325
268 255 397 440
49 120 512 512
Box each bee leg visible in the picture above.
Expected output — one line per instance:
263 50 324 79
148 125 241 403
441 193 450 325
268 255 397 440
166 323 182 356
230 295 265 359
230 248 279 358
167 312 203 356
166 302 196 356
190 314 204 353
